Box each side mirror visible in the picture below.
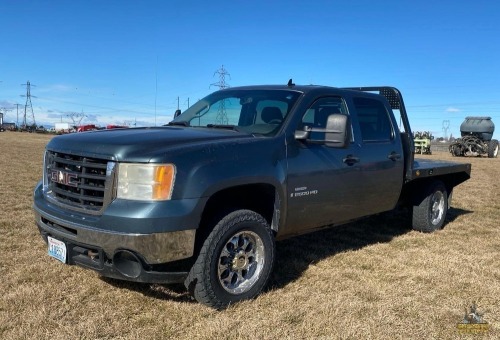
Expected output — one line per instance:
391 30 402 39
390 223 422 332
174 109 181 118
325 114 350 148
294 114 351 148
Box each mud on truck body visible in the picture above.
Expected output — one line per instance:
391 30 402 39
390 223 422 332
34 84 471 309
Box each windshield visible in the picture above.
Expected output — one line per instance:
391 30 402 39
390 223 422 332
170 89 302 136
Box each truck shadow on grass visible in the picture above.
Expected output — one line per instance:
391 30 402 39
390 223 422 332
99 277 194 303
268 206 472 290
100 207 471 304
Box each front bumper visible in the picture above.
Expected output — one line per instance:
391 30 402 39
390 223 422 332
37 227 190 283
33 181 200 283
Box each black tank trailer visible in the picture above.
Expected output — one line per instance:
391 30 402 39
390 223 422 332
449 117 498 158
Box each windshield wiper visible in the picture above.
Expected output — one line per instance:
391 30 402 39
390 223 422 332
206 124 239 131
167 121 190 127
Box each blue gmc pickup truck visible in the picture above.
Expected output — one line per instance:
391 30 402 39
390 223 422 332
33 84 470 309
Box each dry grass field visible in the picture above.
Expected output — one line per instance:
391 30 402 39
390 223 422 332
0 131 498 339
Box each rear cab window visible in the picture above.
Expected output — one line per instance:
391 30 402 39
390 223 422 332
352 97 394 142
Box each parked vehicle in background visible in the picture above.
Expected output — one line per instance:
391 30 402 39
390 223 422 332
106 124 129 129
77 124 98 132
449 117 498 158
413 131 433 154
55 123 72 134
33 83 471 309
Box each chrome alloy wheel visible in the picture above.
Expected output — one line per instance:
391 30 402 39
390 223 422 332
430 191 445 225
217 231 265 294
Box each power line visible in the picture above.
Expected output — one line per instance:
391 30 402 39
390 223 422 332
36 96 177 115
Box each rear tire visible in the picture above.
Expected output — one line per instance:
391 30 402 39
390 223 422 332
488 139 498 158
412 181 448 232
184 210 275 309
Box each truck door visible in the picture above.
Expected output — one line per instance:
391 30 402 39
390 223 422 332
285 95 404 235
349 96 404 215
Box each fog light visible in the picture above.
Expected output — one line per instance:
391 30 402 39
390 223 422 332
113 250 142 278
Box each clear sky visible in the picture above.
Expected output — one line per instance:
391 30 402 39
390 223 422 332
1 0 499 138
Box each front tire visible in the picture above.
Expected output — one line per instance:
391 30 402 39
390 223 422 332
412 181 448 232
185 210 275 309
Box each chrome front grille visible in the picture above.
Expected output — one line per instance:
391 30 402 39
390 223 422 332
44 151 115 214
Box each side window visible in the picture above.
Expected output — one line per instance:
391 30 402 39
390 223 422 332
299 96 350 142
353 97 394 142
300 97 348 129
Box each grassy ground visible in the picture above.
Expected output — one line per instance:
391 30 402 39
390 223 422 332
0 131 498 339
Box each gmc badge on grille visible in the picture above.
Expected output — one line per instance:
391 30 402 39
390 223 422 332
51 170 78 187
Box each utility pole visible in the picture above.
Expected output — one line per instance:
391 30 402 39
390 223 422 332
154 55 158 127
210 65 231 124
442 120 450 141
15 104 21 128
21 81 36 129
0 81 3 131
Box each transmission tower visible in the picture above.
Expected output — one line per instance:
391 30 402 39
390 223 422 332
210 65 231 124
442 120 450 140
21 81 36 128
67 111 87 127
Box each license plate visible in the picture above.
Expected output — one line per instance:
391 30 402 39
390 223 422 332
48 236 67 263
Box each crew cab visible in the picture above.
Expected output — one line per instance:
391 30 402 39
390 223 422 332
33 84 471 309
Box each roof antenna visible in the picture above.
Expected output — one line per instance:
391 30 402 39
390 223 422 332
287 78 295 87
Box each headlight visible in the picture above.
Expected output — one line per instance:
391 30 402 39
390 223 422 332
117 163 176 201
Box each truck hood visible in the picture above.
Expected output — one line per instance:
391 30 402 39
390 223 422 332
46 126 254 162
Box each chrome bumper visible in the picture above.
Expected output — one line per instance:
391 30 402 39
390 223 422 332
34 209 195 264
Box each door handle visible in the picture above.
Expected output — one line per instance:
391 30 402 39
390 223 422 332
343 155 360 166
388 152 401 161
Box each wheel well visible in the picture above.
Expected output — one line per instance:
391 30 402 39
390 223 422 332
403 176 459 207
194 184 277 254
